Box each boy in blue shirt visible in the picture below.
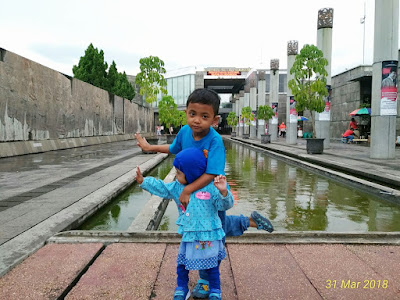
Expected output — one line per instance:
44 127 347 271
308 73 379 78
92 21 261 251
135 88 273 298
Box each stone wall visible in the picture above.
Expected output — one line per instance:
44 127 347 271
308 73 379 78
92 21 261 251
331 72 363 138
331 65 400 139
0 48 153 144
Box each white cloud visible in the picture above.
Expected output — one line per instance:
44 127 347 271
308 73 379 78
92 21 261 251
0 0 386 77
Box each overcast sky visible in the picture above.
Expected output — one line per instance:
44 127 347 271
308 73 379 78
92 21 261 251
1 0 384 78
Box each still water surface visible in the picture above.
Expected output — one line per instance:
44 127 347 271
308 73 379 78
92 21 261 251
80 140 400 232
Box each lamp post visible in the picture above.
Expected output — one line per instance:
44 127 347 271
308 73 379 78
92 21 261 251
360 1 366 65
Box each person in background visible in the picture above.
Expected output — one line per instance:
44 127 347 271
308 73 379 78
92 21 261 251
279 122 286 138
297 126 303 138
136 147 233 300
342 129 355 143
348 118 358 131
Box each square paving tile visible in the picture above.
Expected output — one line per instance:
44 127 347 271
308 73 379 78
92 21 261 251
287 244 399 299
227 244 321 300
66 243 166 300
0 243 103 299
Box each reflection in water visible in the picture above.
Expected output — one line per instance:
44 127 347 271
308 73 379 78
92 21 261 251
81 140 400 232
79 156 174 230
161 140 400 232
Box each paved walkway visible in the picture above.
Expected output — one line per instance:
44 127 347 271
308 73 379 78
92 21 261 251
0 136 399 299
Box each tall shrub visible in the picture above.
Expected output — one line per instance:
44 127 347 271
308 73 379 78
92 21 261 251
288 44 328 138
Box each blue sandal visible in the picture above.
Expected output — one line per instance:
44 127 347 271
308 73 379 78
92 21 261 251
192 279 209 298
173 287 190 300
209 289 222 300
251 211 274 232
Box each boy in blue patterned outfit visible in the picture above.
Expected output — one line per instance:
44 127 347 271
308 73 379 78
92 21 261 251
136 88 274 298
136 147 233 300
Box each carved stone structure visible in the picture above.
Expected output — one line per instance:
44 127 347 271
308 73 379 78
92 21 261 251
270 59 279 70
257 70 265 80
287 40 298 56
318 8 333 29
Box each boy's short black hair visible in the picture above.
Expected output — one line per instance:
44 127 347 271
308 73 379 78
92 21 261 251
186 88 220 116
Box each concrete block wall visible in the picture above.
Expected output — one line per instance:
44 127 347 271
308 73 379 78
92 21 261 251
0 48 153 156
330 76 361 138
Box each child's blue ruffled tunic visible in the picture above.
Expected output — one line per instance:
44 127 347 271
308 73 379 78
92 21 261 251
140 177 233 271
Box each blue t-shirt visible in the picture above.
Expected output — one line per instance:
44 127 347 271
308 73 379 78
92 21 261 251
169 125 225 176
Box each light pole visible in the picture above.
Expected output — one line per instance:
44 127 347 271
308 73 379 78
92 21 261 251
360 1 366 65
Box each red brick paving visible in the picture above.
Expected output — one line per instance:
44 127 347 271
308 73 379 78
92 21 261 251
0 242 399 299
0 243 103 299
287 244 400 299
228 244 321 300
346 244 400 292
66 243 166 300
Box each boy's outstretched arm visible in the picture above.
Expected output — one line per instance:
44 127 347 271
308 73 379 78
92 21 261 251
135 132 170 153
179 173 215 208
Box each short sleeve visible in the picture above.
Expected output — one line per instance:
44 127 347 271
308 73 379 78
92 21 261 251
205 137 226 175
169 131 183 154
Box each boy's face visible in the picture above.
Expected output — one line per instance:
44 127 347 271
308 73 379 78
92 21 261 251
185 102 219 137
175 168 188 185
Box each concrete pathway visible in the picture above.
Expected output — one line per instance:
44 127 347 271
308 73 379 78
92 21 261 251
0 237 399 299
0 140 168 275
0 136 399 299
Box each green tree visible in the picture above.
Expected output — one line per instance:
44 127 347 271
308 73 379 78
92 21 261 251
107 61 135 100
107 61 119 94
135 56 167 104
257 105 274 134
158 95 179 133
227 111 237 133
241 106 252 134
177 110 187 128
73 43 108 89
288 44 328 138
115 71 135 100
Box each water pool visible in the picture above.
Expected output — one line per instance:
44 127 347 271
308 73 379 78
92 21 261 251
80 140 400 232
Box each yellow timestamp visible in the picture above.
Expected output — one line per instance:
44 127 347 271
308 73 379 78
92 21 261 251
325 279 389 289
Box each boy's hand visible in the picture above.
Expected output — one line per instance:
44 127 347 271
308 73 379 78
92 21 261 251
136 166 144 184
214 175 228 197
179 188 191 209
135 132 151 151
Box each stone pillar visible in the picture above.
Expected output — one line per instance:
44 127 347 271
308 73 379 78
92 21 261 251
238 90 244 136
370 0 399 159
249 73 257 138
269 59 279 141
243 85 250 136
231 96 237 134
257 70 266 138
286 40 298 144
235 93 240 134
315 8 333 148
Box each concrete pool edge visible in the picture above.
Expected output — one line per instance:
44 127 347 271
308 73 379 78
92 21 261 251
47 231 400 245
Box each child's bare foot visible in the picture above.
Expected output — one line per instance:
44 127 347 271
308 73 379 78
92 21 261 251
249 211 274 233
